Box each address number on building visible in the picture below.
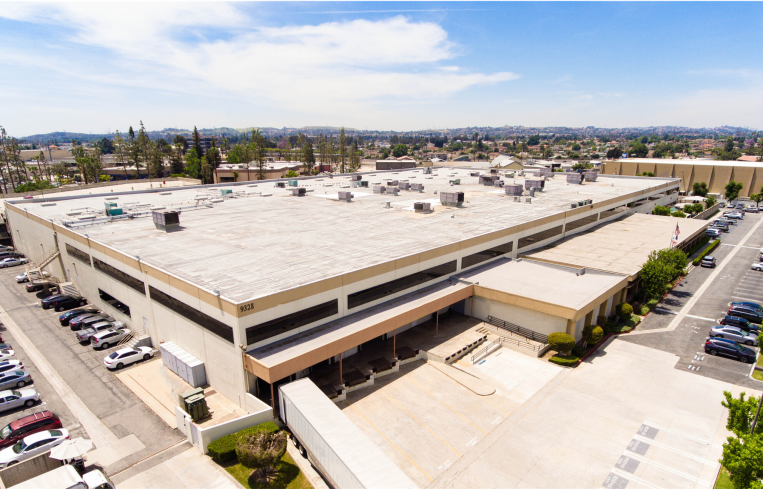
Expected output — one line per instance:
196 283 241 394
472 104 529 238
240 303 256 313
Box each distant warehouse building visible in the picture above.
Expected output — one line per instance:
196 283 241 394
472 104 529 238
602 158 763 198
3 168 680 412
376 158 416 170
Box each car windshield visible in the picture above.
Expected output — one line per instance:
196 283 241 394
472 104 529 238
12 441 25 454
108 352 119 359
10 390 20 397
739 329 749 337
0 425 11 440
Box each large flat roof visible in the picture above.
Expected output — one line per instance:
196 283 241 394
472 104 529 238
523 213 709 279
8 169 675 303
607 158 763 169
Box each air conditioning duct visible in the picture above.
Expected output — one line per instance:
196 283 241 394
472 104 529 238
440 191 464 207
373 185 387 194
338 191 353 202
413 202 431 212
153 210 180 232
291 188 307 196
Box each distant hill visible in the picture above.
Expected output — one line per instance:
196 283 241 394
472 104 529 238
18 124 759 143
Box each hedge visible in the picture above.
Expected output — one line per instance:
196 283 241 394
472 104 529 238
208 421 280 464
686 236 710 259
549 354 580 367
692 239 721 266
548 332 576 355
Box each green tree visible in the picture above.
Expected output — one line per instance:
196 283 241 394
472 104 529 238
692 182 709 197
202 140 221 184
185 149 202 180
527 134 541 146
250 129 266 180
571 142 581 151
629 141 649 158
236 431 287 483
752 193 763 206
725 181 744 201
148 141 165 179
548 332 576 356
135 122 150 179
392 144 409 158
113 130 130 180
652 205 671 216
173 134 188 155
720 391 763 489
168 146 184 175
302 138 316 175
705 195 717 208
0 126 21 193
582 325 603 347
192 126 204 158
338 127 347 173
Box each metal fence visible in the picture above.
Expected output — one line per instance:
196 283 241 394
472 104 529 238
486 315 549 344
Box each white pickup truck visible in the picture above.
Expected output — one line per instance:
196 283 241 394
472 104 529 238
13 465 114 489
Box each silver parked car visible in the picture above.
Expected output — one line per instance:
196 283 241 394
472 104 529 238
709 325 759 346
0 371 31 390
90 328 131 350
0 389 39 413
76 322 123 343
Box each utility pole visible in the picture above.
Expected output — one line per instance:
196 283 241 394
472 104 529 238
751 393 763 435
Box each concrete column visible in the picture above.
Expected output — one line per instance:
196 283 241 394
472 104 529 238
597 302 607 322
619 287 627 304
584 310 594 327
565 319 575 336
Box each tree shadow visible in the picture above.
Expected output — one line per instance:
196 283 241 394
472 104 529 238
245 456 301 489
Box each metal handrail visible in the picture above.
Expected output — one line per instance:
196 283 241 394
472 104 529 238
471 337 503 363
486 316 549 344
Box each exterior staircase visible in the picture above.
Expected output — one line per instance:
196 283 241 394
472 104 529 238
24 248 61 284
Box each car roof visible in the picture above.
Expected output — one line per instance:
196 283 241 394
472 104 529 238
726 315 748 321
92 328 120 338
0 370 23 377
702 256 714 260
113 348 135 355
710 337 737 344
22 430 60 445
9 411 54 430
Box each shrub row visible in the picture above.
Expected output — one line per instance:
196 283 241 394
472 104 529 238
685 236 711 259
207 421 280 464
692 239 721 266
549 354 580 367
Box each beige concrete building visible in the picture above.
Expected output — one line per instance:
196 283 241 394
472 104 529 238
3 168 680 411
602 158 763 197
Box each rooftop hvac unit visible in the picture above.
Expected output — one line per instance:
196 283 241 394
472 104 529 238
373 185 387 194
470 172 480 177
275 182 286 188
440 191 464 207
525 197 532 204
387 180 399 186
399 181 411 190
505 184 523 196
291 188 307 196
153 210 180 232
479 175 501 186
387 187 400 196
221 189 232 196
338 191 353 202
566 173 583 184
514 196 521 202
571 202 578 209
423 167 432 174
288 180 299 187
490 169 498 174
359 180 369 187
449 179 461 185
413 202 431 212
410 183 424 192
496 180 505 187
584 171 598 182
350 174 362 181
525 179 544 190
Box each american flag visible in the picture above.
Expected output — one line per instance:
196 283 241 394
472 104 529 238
671 223 680 246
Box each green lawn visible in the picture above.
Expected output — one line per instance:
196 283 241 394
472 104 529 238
224 452 312 489
715 467 733 489
753 354 763 381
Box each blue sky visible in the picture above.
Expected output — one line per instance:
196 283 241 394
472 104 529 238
1 2 762 136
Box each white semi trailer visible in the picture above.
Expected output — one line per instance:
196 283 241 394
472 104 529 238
279 378 416 489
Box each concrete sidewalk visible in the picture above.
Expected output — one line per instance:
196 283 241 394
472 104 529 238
116 445 242 489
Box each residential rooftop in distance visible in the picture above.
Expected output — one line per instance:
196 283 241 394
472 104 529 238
8 168 676 303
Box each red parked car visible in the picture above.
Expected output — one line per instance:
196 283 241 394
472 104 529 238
0 411 62 449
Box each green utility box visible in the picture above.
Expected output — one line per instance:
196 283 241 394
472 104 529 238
221 189 232 196
449 179 461 185
288 180 299 187
107 208 123 216
180 388 209 421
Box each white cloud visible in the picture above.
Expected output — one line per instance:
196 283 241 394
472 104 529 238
0 4 518 129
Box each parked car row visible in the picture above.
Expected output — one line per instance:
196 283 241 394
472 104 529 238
0 410 66 468
40 294 87 312
708 302 763 362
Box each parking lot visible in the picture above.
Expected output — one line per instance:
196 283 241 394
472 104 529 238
624 210 763 388
0 266 183 475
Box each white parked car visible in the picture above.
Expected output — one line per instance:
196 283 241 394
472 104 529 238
89 328 131 350
0 258 27 268
0 429 68 468
14 271 48 283
0 388 40 414
103 347 155 370
0 351 14 362
753 263 763 272
710 325 759 346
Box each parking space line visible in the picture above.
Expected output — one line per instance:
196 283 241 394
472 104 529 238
733 295 763 302
611 467 665 489
406 377 487 435
686 315 716 322
721 244 759 249
622 451 713 486
633 434 719 465
374 386 463 457
343 400 433 482
643 422 722 448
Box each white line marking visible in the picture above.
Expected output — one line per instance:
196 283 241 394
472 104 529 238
721 244 759 249
654 307 677 315
631 218 763 335
643 421 723 448
686 315 717 322
733 296 763 302
611 468 665 489
623 451 713 485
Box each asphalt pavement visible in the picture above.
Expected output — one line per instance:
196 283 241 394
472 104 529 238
622 211 763 389
0 267 183 475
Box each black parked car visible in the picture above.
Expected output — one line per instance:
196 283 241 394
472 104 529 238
41 295 86 312
720 315 761 333
728 306 763 325
705 337 757 363
58 307 99 326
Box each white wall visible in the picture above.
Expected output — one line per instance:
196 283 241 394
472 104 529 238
470 296 568 337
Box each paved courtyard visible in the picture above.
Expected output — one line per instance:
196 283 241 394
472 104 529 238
428 337 746 489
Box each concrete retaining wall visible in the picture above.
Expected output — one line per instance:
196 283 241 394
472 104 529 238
694 203 721 220
0 451 63 488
